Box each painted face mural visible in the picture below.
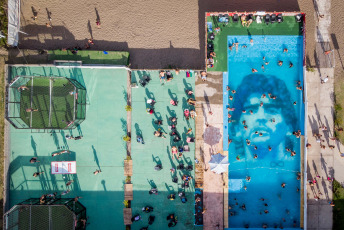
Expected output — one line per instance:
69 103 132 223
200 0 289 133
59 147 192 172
230 74 297 160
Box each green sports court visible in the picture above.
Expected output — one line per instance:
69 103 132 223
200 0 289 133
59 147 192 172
6 65 128 229
5 65 197 229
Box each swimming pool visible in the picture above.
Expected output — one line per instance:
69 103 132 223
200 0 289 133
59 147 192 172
224 35 304 228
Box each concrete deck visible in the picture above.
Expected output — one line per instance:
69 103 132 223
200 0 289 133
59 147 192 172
195 72 224 230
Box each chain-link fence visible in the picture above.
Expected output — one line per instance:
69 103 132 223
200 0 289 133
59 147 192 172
6 76 86 129
4 198 87 230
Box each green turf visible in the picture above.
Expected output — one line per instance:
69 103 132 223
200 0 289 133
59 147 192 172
48 50 130 66
131 70 196 230
206 16 303 72
8 66 128 229
18 78 81 129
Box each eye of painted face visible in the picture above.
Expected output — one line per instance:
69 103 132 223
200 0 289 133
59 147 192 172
243 95 280 114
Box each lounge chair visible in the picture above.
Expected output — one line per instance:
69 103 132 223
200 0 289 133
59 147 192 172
139 76 150 87
265 14 271 25
139 79 147 87
207 22 213 32
256 15 262 24
271 14 277 23
183 145 190 152
208 32 215 40
224 14 229 23
277 14 283 23
233 14 239 23
207 43 214 51
143 75 151 82
295 14 303 22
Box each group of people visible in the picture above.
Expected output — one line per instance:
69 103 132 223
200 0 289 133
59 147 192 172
134 70 198 228
229 197 298 228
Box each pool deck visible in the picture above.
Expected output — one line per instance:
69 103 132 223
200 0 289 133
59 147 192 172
195 72 225 229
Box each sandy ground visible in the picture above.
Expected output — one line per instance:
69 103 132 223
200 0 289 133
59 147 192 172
18 0 312 69
16 0 343 70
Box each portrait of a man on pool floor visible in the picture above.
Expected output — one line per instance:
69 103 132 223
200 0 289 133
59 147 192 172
229 74 299 164
227 74 302 227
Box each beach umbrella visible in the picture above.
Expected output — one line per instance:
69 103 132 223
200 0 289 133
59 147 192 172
208 153 229 174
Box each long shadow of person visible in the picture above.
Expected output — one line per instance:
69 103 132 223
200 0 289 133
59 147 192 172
183 79 193 94
147 179 157 189
153 112 162 121
152 155 162 166
166 107 176 118
95 8 100 23
92 145 101 170
31 136 38 156
165 182 175 194
168 89 178 101
145 88 155 100
135 123 143 141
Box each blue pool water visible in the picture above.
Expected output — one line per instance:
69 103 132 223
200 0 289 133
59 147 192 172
224 35 304 229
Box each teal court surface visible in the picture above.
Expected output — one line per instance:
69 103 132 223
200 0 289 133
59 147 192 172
6 66 198 230
7 65 128 229
130 70 196 230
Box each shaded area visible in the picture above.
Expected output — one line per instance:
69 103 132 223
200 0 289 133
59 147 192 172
333 180 344 230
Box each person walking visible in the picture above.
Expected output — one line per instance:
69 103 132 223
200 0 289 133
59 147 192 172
93 169 101 175
66 180 74 186
30 157 40 163
33 171 44 177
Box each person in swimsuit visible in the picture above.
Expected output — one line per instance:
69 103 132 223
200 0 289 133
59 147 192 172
171 146 179 159
159 71 166 83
